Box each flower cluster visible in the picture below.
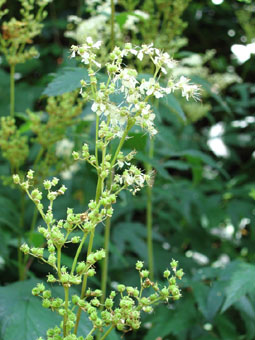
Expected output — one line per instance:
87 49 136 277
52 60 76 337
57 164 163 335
12 40 195 340
15 169 183 340
71 38 200 138
0 117 29 170
0 0 51 65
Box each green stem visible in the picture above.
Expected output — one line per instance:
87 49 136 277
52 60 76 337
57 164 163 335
110 0 115 50
33 147 44 167
10 64 15 117
57 247 62 278
146 138 154 281
110 125 131 168
95 115 100 166
18 190 26 280
74 228 95 334
100 215 111 304
74 174 103 334
99 325 114 340
71 232 88 275
63 286 69 337
29 208 39 241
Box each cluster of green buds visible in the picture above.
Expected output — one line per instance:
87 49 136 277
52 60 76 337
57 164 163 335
13 167 184 340
0 0 51 65
0 116 29 170
29 91 85 150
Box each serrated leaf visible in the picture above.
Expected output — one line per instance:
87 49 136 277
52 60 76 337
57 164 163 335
0 279 92 340
42 67 90 96
221 262 255 312
0 279 61 340
144 297 196 340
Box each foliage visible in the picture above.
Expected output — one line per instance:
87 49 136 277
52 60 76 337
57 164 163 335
0 0 255 340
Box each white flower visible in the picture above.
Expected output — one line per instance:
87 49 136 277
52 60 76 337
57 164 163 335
177 76 200 101
134 10 150 20
56 139 74 158
154 51 176 74
123 14 139 32
137 43 155 61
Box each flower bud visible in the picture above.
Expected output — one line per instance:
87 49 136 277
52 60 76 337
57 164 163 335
117 284 125 293
13 174 20 184
20 243 30 254
136 261 143 270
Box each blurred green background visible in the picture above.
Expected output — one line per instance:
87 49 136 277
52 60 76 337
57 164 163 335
0 0 255 339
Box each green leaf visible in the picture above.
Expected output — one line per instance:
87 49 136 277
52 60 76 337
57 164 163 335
136 152 172 180
215 314 238 339
0 279 61 340
0 279 92 340
234 296 255 339
0 197 20 233
42 67 90 96
191 76 231 113
163 160 190 170
144 297 196 340
161 93 187 123
221 262 255 312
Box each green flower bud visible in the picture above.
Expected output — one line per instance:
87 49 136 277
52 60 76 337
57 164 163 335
52 177 59 186
90 311 97 321
21 181 29 190
161 287 169 298
47 274 57 283
141 270 149 278
126 286 134 295
43 290 52 299
169 277 176 285
27 169 34 179
91 297 100 307
72 151 79 160
42 299 51 308
176 269 184 280
117 284 125 293
48 254 56 266
116 323 125 331
13 174 20 184
105 298 113 309
71 236 80 243
43 180 52 190
163 269 170 278
93 289 102 297
60 274 69 284
76 262 86 275
20 243 30 254
32 287 40 296
87 268 96 277
72 295 80 305
51 298 63 308
143 306 153 313
170 259 178 270
136 261 143 270
95 318 102 327
37 283 45 293
110 291 116 298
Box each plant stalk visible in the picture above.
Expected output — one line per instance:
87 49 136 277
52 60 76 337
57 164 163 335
99 325 114 340
110 0 115 50
146 138 154 281
10 64 15 117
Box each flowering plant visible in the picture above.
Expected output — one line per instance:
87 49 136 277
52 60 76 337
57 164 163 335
15 38 199 339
